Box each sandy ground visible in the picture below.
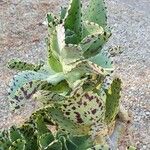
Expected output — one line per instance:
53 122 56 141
0 0 150 149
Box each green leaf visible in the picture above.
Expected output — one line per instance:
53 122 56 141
128 146 137 150
46 107 90 136
105 78 122 124
9 139 26 150
46 37 63 72
50 24 65 58
9 126 24 142
46 140 62 150
108 46 123 57
64 0 82 43
65 60 105 85
84 0 107 28
66 135 93 150
0 130 11 150
19 123 38 150
87 144 110 150
8 71 65 112
46 13 60 29
34 115 51 136
89 50 114 73
60 7 67 20
39 133 55 149
60 44 83 70
82 21 104 39
65 34 79 44
47 24 65 72
33 90 65 105
80 31 112 58
7 59 44 71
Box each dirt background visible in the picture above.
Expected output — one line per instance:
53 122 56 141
0 0 150 149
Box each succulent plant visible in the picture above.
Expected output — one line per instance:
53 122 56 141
1 0 134 149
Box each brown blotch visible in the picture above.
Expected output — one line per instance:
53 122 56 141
83 102 87 106
84 93 93 101
72 106 76 110
65 112 70 115
91 109 97 115
74 112 83 123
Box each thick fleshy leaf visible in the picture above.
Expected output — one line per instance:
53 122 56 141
34 115 55 149
66 135 93 150
61 44 83 68
105 78 122 124
87 144 110 150
82 21 104 39
8 71 65 112
46 140 62 150
33 90 65 105
60 7 67 20
46 107 90 136
80 31 112 58
64 0 82 43
61 90 105 127
8 71 48 99
84 0 107 28
46 37 63 72
8 126 24 142
108 46 123 57
47 24 65 72
34 115 51 136
65 34 79 44
64 29 79 44
65 60 106 85
89 50 114 73
19 123 38 150
0 130 11 150
46 13 60 29
9 139 26 150
7 59 44 72
39 133 55 149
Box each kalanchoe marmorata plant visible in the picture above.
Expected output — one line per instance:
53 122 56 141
1 0 136 149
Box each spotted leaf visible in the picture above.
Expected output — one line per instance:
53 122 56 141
89 50 114 74
46 37 63 72
8 126 24 143
64 0 82 43
46 13 60 30
65 60 106 86
66 135 93 150
46 107 90 136
87 144 110 150
8 71 65 112
80 31 111 58
19 123 38 150
0 130 11 150
33 90 65 105
108 46 123 57
9 139 26 150
82 21 104 39
61 44 83 67
61 92 105 126
84 0 107 28
60 7 67 20
7 59 44 72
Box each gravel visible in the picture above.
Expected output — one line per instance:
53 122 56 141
0 0 150 149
